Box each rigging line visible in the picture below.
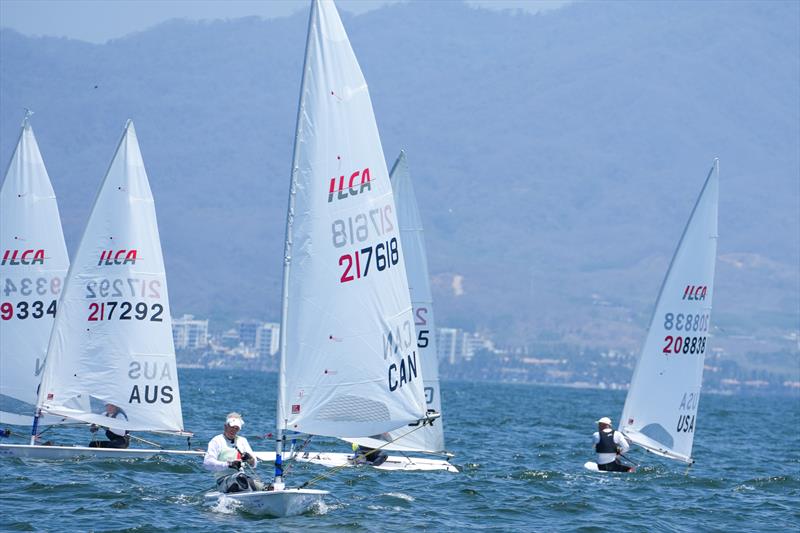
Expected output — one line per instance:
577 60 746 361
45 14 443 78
129 433 163 449
299 418 434 489
282 436 313 478
233 443 268 486
398 451 418 465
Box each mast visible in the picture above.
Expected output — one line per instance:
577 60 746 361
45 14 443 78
619 158 719 463
0 108 69 444
274 0 318 489
32 119 186 439
30 123 132 444
8 112 39 445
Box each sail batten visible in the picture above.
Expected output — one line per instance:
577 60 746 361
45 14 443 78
277 0 426 440
619 160 719 463
0 117 70 427
35 121 185 434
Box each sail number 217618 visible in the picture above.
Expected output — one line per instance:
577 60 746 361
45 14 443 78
339 238 399 283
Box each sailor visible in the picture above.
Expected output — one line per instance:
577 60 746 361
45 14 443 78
203 412 262 493
592 416 634 472
351 442 388 467
88 403 130 449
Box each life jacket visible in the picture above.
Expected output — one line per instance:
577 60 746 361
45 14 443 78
596 428 618 454
218 440 241 462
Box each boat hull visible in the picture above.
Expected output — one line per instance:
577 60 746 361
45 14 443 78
0 443 203 460
204 488 328 517
583 461 636 473
253 450 458 473
584 461 602 472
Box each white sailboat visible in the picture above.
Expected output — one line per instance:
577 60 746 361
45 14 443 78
287 151 456 472
2 120 200 460
205 0 431 516
0 113 70 434
585 159 719 471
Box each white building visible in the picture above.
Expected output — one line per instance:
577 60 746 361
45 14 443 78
436 327 494 364
256 322 281 358
172 314 208 350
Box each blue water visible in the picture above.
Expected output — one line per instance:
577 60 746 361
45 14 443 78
1 369 798 531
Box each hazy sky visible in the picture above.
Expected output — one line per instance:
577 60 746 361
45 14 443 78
0 0 570 44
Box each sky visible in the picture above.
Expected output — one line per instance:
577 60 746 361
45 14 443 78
0 0 570 44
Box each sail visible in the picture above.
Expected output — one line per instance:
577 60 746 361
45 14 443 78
277 0 427 439
36 121 186 434
619 160 719 463
0 116 70 426
347 151 445 453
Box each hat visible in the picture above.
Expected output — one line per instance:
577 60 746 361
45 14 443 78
596 416 612 425
226 416 244 428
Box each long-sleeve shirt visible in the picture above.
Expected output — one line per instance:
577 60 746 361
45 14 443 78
592 428 630 465
203 434 257 477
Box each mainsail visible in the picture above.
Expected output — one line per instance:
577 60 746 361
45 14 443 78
36 121 186 434
619 160 719 463
277 0 427 441
347 151 445 453
0 115 70 426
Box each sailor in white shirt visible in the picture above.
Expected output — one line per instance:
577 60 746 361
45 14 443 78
204 412 261 492
592 416 634 472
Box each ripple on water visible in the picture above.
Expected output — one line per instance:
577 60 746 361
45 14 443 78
1 372 797 531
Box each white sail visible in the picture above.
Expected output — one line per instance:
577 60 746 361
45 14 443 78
277 0 427 440
36 120 186 434
347 151 445 453
619 160 719 463
0 115 70 426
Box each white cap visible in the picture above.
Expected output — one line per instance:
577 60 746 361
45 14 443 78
596 417 612 425
226 416 244 428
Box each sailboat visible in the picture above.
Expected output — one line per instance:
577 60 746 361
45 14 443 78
0 113 71 440
585 159 719 471
285 151 456 472
2 120 200 460
204 0 431 516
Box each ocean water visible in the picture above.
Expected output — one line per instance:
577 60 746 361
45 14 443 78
1 369 798 531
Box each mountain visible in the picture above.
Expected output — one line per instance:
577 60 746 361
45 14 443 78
1 1 797 365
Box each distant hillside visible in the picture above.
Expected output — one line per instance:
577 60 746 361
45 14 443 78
1 1 797 364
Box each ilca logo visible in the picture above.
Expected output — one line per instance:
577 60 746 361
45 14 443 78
328 166 372 203
1 249 45 265
98 249 138 266
682 285 707 301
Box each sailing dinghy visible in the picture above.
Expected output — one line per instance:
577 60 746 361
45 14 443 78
585 160 719 471
0 114 72 449
205 0 432 516
283 151 456 473
3 120 200 460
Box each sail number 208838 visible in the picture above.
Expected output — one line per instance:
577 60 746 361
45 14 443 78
662 312 709 355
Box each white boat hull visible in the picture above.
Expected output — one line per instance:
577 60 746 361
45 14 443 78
584 461 603 472
0 443 203 460
252 450 458 473
204 488 328 517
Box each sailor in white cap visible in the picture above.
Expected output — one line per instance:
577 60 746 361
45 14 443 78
592 416 634 472
203 412 261 492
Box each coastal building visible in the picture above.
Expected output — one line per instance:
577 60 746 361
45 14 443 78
256 322 281 358
172 314 209 350
236 319 261 347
